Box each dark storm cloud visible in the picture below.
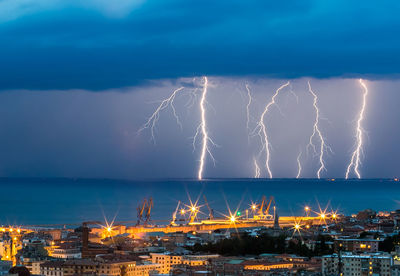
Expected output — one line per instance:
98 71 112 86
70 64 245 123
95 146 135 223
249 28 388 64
0 0 399 90
1 78 400 179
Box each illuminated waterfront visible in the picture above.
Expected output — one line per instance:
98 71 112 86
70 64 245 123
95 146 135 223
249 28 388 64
0 178 399 225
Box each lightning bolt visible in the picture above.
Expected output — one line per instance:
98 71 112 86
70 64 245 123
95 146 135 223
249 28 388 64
253 157 260 178
245 83 253 132
195 76 216 180
253 81 290 178
245 84 260 178
345 79 368 179
306 81 331 179
138 86 185 143
296 150 302 179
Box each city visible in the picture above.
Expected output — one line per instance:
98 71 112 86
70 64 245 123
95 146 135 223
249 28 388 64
1 195 400 275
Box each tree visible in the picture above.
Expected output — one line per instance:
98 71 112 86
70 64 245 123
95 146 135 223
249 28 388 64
379 234 400 252
190 233 311 256
9 266 30 276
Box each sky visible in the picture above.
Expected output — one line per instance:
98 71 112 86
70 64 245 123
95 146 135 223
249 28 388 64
0 0 399 179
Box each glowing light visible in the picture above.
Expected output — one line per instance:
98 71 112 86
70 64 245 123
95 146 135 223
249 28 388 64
251 204 257 210
101 214 116 237
17 229 20 233
180 209 186 215
330 209 339 220
296 150 302 179
253 158 260 178
9 228 13 232
254 82 290 178
307 81 331 179
138 86 185 143
183 191 204 223
314 202 330 226
345 79 368 179
291 218 303 238
195 76 216 180
230 215 237 223
305 206 310 212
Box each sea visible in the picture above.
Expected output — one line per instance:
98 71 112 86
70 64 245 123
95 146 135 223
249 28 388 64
0 178 399 226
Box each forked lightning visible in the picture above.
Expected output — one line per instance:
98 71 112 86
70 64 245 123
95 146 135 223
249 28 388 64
138 87 185 143
253 82 290 178
307 81 331 179
345 79 368 179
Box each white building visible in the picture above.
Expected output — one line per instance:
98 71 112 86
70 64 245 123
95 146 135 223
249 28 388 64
52 245 81 259
322 252 392 276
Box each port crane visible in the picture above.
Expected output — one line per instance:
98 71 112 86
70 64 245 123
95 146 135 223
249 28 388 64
203 195 214 220
137 197 153 225
171 201 181 225
137 199 146 225
255 195 275 220
144 197 153 225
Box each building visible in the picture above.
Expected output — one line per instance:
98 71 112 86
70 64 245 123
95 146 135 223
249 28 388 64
242 260 295 271
81 223 112 259
25 260 45 275
40 258 153 276
0 232 21 264
150 253 183 274
334 238 380 253
210 257 246 275
52 243 81 259
0 260 12 275
134 262 162 275
150 253 219 274
392 265 400 276
322 252 392 276
162 232 187 246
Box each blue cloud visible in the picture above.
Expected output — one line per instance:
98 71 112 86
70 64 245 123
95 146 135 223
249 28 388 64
0 0 399 90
